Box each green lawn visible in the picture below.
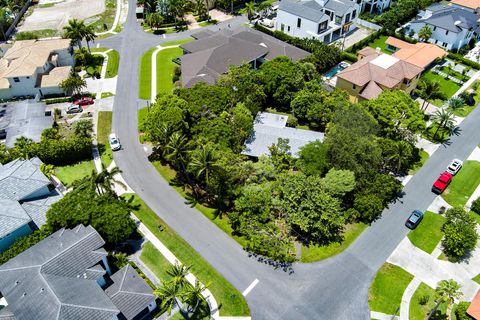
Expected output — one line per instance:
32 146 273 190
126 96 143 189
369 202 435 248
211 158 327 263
124 194 250 316
301 222 367 262
151 161 248 248
105 50 119 78
101 92 114 98
156 47 183 94
368 35 392 54
138 107 148 133
369 263 414 315
473 274 480 285
470 211 480 225
443 160 480 207
16 29 59 39
421 71 461 107
409 150 430 175
139 242 173 283
55 160 96 186
85 54 104 78
139 48 156 100
410 283 447 320
422 123 453 143
160 37 193 47
97 111 113 168
407 211 445 254
451 80 480 117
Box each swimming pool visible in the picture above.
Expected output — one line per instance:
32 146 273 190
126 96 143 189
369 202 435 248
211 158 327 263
324 65 346 79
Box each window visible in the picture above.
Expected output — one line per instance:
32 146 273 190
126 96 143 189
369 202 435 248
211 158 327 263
26 76 30 79
353 84 356 89
335 15 342 24
433 26 436 31
446 30 449 35
435 39 438 44
13 77 19 83
297 18 302 28
352 10 356 19
403 79 410 85
443 42 448 47
288 26 291 32
345 13 351 23
281 23 285 32
318 21 328 33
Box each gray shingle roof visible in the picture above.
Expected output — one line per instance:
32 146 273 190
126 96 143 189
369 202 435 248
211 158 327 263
243 112 325 158
180 27 309 88
0 225 121 320
412 5 480 33
278 0 326 22
323 0 355 16
0 200 31 238
105 265 155 320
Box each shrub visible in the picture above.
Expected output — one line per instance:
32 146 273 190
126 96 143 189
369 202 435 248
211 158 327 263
286 114 298 127
447 53 480 70
455 301 471 320
442 207 478 260
174 65 181 76
471 197 480 214
340 51 358 63
15 31 39 40
418 294 430 305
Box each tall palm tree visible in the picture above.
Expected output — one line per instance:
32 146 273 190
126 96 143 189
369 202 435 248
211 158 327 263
431 109 455 141
82 24 96 53
145 12 164 30
154 281 182 315
95 166 123 195
59 73 87 96
189 144 219 185
183 280 208 316
416 79 446 110
165 132 189 172
167 263 190 289
245 2 256 21
428 279 462 320
388 140 412 173
418 25 432 42
63 18 86 48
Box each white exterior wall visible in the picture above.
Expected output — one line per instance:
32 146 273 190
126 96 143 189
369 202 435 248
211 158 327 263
408 22 474 50
55 48 74 67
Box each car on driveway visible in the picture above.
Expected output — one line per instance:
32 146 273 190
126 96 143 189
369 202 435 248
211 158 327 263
73 97 94 106
66 104 83 114
432 171 453 194
405 210 424 229
447 159 463 175
109 133 121 151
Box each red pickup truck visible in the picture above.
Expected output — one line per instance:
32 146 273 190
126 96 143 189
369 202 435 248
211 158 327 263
432 171 453 194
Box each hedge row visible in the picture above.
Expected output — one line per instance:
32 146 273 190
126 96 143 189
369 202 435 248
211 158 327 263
447 53 480 70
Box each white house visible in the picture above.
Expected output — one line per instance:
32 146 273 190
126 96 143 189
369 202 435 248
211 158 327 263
0 39 74 100
405 4 480 50
275 0 361 43
361 0 391 14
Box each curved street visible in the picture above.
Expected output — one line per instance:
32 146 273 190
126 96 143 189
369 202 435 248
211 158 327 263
100 1 480 318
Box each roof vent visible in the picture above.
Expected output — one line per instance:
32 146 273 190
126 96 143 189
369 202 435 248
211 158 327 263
454 20 462 26
40 288 44 293
14 280 19 285
83 273 87 279
21 292 26 297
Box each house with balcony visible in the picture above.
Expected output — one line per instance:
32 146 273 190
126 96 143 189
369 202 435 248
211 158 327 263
0 225 157 320
0 39 74 100
274 0 361 43
361 0 391 14
0 157 62 252
404 4 480 50
336 47 423 101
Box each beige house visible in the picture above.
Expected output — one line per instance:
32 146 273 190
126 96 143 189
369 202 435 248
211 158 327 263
0 39 74 100
336 47 423 102
385 37 447 69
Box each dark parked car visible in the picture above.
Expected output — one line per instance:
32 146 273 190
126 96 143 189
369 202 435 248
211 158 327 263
405 210 424 229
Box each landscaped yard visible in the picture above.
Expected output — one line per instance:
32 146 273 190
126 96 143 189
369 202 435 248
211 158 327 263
368 35 391 54
407 211 445 254
106 50 120 78
369 263 414 315
422 122 453 143
443 160 480 207
451 80 480 117
156 47 183 94
420 71 461 107
409 282 447 320
139 48 156 100
87 0 117 33
139 242 173 282
55 160 96 186
160 38 193 47
124 194 250 316
300 222 367 262
97 111 113 168
408 150 429 175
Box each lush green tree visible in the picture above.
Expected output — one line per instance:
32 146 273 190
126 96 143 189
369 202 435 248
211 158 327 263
155 281 182 315
268 138 294 172
448 97 465 111
378 138 418 174
321 168 356 197
63 18 85 48
230 103 254 148
12 137 36 159
361 173 403 205
40 163 55 178
82 24 96 52
188 144 219 185
73 119 93 138
353 194 384 222
471 197 480 214
183 280 208 316
280 173 345 244
431 109 455 140
145 12 164 30
430 279 462 320
0 228 50 264
364 90 425 139
59 73 87 95
418 25 432 42
297 141 330 176
416 79 446 110
165 132 190 172
441 207 478 260
37 136 92 165
194 0 208 20
454 301 471 320
245 2 256 20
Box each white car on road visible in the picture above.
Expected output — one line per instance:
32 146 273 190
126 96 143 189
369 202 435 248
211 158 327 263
109 133 121 151
447 159 463 175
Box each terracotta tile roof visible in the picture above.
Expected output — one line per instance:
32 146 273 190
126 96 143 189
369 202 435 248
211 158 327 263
468 290 480 319
359 81 383 100
451 0 480 9
386 37 447 68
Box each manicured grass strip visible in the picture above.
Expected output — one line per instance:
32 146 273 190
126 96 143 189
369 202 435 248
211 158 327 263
420 71 461 107
151 161 248 248
156 47 182 94
473 274 480 285
97 111 113 168
300 222 367 262
409 150 429 175
138 107 148 133
140 242 173 283
160 37 193 47
443 160 480 207
105 49 120 78
368 35 391 54
139 48 156 100
470 211 480 225
55 160 96 186
407 211 445 254
369 263 414 315
409 283 447 320
124 194 250 316
101 92 114 98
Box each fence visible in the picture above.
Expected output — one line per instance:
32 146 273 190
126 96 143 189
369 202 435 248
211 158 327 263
5 0 32 39
354 18 382 31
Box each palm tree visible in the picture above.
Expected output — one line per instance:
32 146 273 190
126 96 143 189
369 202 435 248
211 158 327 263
154 281 182 315
245 2 256 21
416 79 446 110
418 25 432 42
195 0 208 20
189 144 219 185
82 24 96 53
448 97 465 111
167 263 190 289
388 140 412 173
59 73 87 96
431 109 455 141
183 280 208 316
95 166 123 195
165 132 189 172
63 18 86 48
428 279 462 320
145 12 164 30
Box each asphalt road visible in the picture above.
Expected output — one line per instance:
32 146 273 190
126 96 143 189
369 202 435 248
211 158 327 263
103 1 480 318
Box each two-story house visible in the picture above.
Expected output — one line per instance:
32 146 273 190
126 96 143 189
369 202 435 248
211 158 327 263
275 0 361 43
405 4 480 50
0 225 157 320
336 47 423 101
0 39 74 100
361 0 391 14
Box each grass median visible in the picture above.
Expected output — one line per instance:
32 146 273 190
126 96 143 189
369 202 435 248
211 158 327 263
124 193 250 316
407 211 445 254
97 111 113 168
139 48 156 100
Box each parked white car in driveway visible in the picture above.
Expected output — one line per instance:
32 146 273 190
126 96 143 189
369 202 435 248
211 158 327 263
109 133 121 151
446 159 463 175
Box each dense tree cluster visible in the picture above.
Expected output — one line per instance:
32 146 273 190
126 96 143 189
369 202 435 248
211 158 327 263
373 0 437 33
143 58 424 261
442 207 478 260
